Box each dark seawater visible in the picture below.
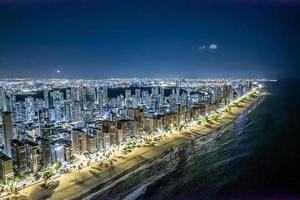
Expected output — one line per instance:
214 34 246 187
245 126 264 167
126 80 300 200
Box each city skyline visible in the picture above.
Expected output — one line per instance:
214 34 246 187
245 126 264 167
1 1 300 199
0 78 262 200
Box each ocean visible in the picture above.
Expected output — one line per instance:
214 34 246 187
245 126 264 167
85 81 300 200
120 80 300 200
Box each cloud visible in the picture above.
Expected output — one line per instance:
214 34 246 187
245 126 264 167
208 44 218 49
198 44 218 50
198 45 206 50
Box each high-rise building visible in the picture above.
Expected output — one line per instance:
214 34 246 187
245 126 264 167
0 152 13 181
151 87 159 96
14 102 25 122
176 80 181 87
36 137 52 168
7 94 15 113
2 112 13 157
93 128 103 152
40 125 54 140
135 88 141 99
70 101 82 121
24 140 39 173
160 87 164 98
102 86 108 104
86 135 97 153
117 119 137 141
172 88 175 98
49 90 65 123
25 97 35 123
125 89 131 100
11 139 27 175
50 139 72 163
103 132 111 151
176 87 180 99
71 129 87 155
0 88 7 112
43 89 49 109
96 88 104 113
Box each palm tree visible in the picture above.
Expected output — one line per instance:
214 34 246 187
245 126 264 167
53 161 62 172
42 171 53 188
33 172 41 181
70 155 76 161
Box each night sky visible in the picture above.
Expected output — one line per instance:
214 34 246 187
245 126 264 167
0 0 300 79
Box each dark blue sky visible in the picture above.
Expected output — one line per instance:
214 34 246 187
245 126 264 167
0 0 300 79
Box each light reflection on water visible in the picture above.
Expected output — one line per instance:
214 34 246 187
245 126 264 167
131 96 263 200
91 82 300 200
132 81 300 200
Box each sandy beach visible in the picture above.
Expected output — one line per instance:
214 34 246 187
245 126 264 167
9 91 264 200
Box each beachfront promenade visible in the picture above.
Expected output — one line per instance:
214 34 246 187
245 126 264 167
4 89 264 200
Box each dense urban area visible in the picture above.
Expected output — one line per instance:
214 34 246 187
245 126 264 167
0 78 263 196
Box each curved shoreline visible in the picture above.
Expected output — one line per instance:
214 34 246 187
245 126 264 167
81 93 266 200
18 92 265 200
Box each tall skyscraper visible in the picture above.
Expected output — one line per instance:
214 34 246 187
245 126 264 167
24 140 39 172
36 137 51 168
14 102 25 122
25 97 35 123
0 152 13 181
11 139 27 175
0 88 7 112
160 87 164 98
2 112 13 157
135 88 141 99
96 87 104 112
102 86 108 104
125 89 131 100
176 87 180 99
43 89 49 109
71 129 87 155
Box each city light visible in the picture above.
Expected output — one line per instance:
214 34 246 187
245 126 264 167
0 78 264 198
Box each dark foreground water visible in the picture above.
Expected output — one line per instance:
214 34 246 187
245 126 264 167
87 81 300 200
122 80 300 200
